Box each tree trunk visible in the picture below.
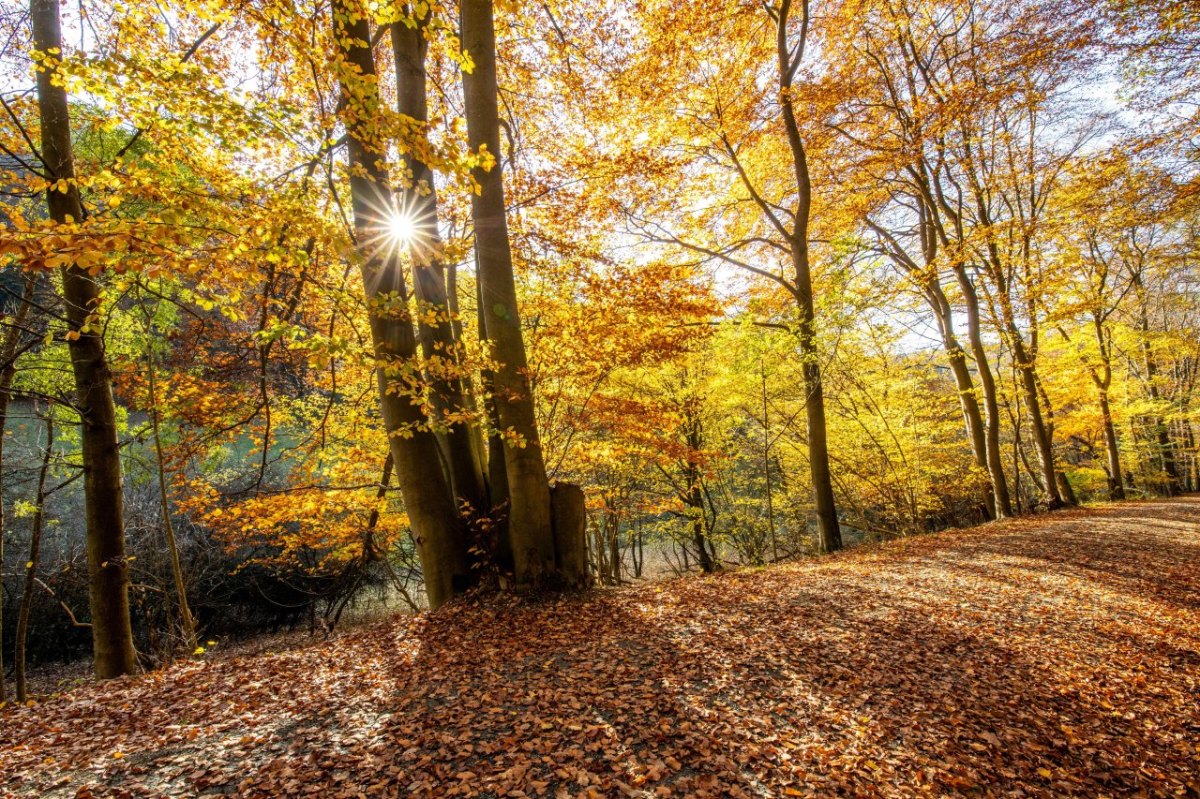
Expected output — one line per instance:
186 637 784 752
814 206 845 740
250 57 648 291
1099 390 1125 501
548 482 588 588
145 334 198 652
686 479 716 573
460 0 557 584
1010 335 1062 508
1056 472 1078 506
1131 274 1181 494
0 274 35 702
634 523 644 578
31 0 137 679
332 0 470 609
933 295 995 519
15 409 53 702
990 282 1061 509
773 0 841 552
794 305 841 553
392 13 487 517
477 278 512 565
949 276 1011 516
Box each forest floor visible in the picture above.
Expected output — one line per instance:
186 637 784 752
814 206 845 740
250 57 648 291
2 497 1199 799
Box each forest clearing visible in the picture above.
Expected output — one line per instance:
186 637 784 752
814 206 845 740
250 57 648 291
2 496 1198 798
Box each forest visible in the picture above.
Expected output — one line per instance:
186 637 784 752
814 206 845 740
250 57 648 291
0 0 1198 794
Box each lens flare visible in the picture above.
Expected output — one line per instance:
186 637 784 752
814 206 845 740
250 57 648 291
386 211 418 247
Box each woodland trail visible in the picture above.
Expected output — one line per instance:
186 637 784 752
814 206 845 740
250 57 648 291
2 497 1198 798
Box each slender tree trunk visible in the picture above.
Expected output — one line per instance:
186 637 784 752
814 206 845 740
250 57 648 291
945 349 994 515
1006 323 1062 508
953 275 1013 517
15 408 53 702
1129 273 1181 494
145 335 198 652
609 521 620 582
1099 390 1125 501
932 293 995 518
460 0 556 583
775 0 842 551
793 295 841 552
332 0 470 609
31 0 137 678
1084 316 1125 501
446 262 489 477
690 507 716 573
760 355 779 557
634 523 644 577
1184 419 1198 493
683 416 717 573
391 13 487 517
0 275 35 702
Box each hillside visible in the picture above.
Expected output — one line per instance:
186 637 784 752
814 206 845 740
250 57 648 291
2 497 1198 798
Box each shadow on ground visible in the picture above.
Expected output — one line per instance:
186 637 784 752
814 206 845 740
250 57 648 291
3 497 1198 798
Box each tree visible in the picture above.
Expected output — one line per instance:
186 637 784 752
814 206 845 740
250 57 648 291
611 0 844 552
331 0 472 608
0 274 37 701
824 0 1015 517
460 0 562 581
392 6 488 521
14 403 53 702
30 0 137 678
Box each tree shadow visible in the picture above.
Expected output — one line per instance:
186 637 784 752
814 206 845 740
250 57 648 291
231 502 1200 797
8 498 1198 798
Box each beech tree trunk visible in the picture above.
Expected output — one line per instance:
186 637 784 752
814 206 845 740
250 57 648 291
1055 471 1078 507
792 274 841 553
15 408 53 702
392 12 487 518
145 333 197 652
954 275 1013 518
775 0 841 552
477 279 512 565
929 282 995 519
944 341 993 515
550 482 588 587
332 0 470 609
0 275 35 702
460 0 557 584
1009 332 1063 508
31 0 137 679
1099 391 1125 501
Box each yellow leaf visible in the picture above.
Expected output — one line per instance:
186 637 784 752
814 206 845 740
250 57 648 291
1038 768 1052 779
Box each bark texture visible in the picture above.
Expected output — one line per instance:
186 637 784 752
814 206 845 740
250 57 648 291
32 0 138 678
332 0 470 608
776 0 841 552
392 12 487 518
460 0 557 583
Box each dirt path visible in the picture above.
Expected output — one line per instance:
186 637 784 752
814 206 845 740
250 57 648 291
3 497 1198 798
